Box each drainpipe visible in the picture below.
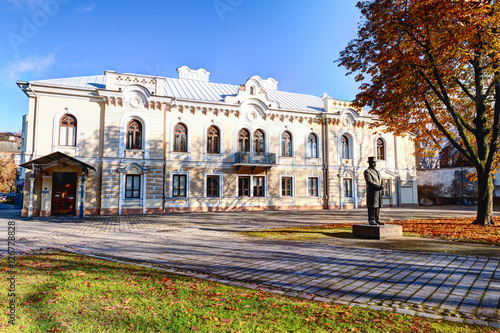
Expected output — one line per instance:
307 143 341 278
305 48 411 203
162 98 177 214
322 114 329 210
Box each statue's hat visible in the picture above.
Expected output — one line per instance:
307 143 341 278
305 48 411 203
368 156 376 162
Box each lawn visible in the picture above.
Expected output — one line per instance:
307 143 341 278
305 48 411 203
242 217 500 245
1 253 494 332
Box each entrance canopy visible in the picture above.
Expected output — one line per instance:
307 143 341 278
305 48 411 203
20 152 96 173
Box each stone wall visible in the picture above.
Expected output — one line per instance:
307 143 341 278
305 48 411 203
417 167 500 205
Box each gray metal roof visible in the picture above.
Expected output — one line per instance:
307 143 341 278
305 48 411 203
32 75 326 113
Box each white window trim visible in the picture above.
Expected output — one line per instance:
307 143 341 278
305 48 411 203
279 173 296 198
204 171 224 198
203 122 224 159
306 174 321 198
236 174 267 198
52 108 82 156
382 178 393 197
169 121 192 158
305 131 321 159
279 128 296 158
374 135 388 161
119 112 150 159
118 163 148 215
338 130 356 164
169 170 190 199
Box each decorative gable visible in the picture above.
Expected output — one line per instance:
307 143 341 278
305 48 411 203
225 75 280 109
176 66 211 82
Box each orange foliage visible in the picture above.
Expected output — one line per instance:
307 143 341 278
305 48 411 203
389 218 500 243
0 154 16 193
330 218 500 243
338 0 500 225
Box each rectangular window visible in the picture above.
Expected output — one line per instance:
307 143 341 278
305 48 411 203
206 175 220 197
238 176 250 197
173 175 187 197
253 176 265 197
125 175 141 198
343 178 353 198
382 179 391 197
282 177 293 197
308 177 319 197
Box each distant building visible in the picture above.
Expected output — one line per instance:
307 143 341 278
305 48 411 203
18 66 418 217
0 140 21 193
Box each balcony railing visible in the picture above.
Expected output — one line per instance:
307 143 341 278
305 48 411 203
234 152 276 166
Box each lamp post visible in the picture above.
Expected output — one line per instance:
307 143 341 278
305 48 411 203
79 172 86 219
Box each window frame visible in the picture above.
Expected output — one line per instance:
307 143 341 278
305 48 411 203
125 174 141 199
126 119 143 150
238 176 251 197
341 135 350 159
207 125 220 154
206 175 220 198
376 138 385 161
59 114 77 146
382 179 391 197
172 174 187 197
343 178 353 198
281 177 293 197
308 177 319 197
253 176 265 197
307 133 318 158
281 131 292 157
254 130 265 153
238 129 250 152
173 123 188 152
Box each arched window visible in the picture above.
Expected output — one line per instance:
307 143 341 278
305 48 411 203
207 126 220 154
341 135 350 159
174 123 188 152
126 119 143 149
59 115 77 146
376 138 385 160
254 130 265 153
281 131 292 157
250 86 255 95
307 133 318 158
239 129 250 152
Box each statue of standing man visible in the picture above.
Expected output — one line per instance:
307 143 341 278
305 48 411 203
364 156 385 225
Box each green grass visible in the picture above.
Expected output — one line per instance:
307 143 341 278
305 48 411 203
242 226 353 241
0 253 495 332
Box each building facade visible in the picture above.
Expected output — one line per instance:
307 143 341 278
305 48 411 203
18 66 418 217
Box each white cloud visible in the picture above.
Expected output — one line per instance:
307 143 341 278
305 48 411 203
76 4 95 12
6 0 45 9
3 54 56 81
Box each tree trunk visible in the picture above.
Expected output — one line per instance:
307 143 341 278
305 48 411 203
474 170 496 226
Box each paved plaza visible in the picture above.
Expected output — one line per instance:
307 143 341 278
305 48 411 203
2 206 500 327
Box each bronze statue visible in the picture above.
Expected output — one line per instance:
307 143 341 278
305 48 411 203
364 156 384 225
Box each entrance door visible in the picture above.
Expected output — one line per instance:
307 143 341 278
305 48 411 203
52 172 77 215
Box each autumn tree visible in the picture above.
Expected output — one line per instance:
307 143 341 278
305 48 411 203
338 0 500 226
0 154 16 193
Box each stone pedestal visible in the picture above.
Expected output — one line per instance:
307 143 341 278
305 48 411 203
352 224 403 239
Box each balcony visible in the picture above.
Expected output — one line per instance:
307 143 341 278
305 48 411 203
234 152 276 173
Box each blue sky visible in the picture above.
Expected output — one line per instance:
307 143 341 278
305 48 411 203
0 0 361 132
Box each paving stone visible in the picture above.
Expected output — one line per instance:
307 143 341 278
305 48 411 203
395 308 416 316
417 312 442 320
465 319 488 326
3 210 500 325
